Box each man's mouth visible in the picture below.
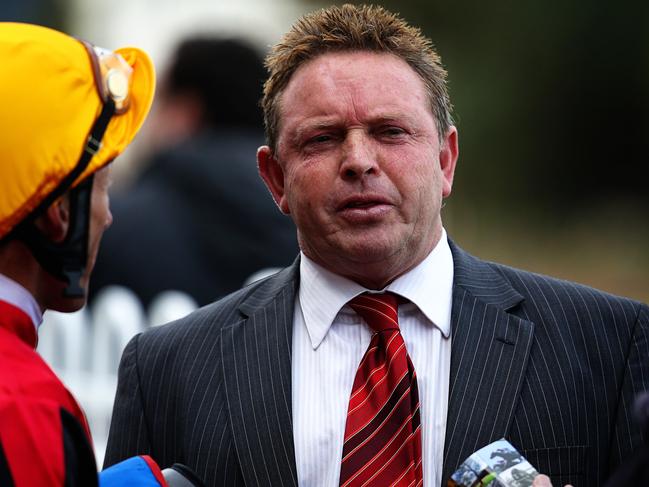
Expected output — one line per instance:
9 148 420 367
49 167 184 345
336 195 393 223
337 194 391 211
345 201 379 208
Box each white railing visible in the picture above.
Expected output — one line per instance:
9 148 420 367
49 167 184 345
37 286 198 467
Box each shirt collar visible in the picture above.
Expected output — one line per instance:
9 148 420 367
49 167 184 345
386 228 453 338
0 273 43 330
298 228 454 349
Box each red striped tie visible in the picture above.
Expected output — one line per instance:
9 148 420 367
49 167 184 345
339 292 423 487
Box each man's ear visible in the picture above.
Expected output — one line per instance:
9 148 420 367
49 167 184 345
258 146 290 214
439 126 459 198
35 195 70 243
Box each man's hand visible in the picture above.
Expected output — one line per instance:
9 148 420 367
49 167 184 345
532 474 573 487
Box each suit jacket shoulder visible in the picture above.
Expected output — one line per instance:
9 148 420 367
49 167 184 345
452 240 645 315
133 261 299 359
489 257 644 315
104 261 300 486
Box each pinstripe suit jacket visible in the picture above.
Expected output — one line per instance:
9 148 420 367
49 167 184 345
104 241 649 486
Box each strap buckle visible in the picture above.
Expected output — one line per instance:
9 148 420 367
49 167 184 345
85 135 102 155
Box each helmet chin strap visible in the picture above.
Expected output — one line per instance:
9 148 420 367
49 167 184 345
16 176 94 298
7 97 116 298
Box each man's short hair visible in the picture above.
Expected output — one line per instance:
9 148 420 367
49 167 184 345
262 3 453 153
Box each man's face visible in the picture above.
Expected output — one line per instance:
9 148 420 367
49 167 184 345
83 166 113 289
57 165 113 311
258 51 458 288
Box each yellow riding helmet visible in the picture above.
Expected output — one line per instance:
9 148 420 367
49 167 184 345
0 22 156 239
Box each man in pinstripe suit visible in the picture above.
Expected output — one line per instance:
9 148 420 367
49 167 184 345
104 5 649 486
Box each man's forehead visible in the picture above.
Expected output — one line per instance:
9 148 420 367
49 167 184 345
275 54 431 139
287 50 419 89
278 51 428 120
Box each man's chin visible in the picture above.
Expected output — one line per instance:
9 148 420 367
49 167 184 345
55 276 89 312
338 234 407 262
50 296 87 313
302 231 415 276
333 242 406 278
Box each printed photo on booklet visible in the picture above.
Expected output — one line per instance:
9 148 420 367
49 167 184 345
447 439 539 487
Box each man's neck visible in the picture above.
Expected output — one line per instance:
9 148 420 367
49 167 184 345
302 228 442 290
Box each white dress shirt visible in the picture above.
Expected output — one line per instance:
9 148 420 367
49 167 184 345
0 272 42 330
292 230 454 487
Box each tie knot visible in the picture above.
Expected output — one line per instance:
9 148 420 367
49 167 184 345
348 292 400 333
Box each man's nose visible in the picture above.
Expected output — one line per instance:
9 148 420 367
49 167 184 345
339 130 378 180
105 207 113 230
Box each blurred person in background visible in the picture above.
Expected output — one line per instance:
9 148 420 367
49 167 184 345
0 22 175 486
89 36 298 309
103 5 649 486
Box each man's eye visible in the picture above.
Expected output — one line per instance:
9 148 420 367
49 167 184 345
380 127 406 137
309 134 332 144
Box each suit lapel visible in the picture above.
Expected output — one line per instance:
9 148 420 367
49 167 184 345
220 263 299 487
441 243 535 483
